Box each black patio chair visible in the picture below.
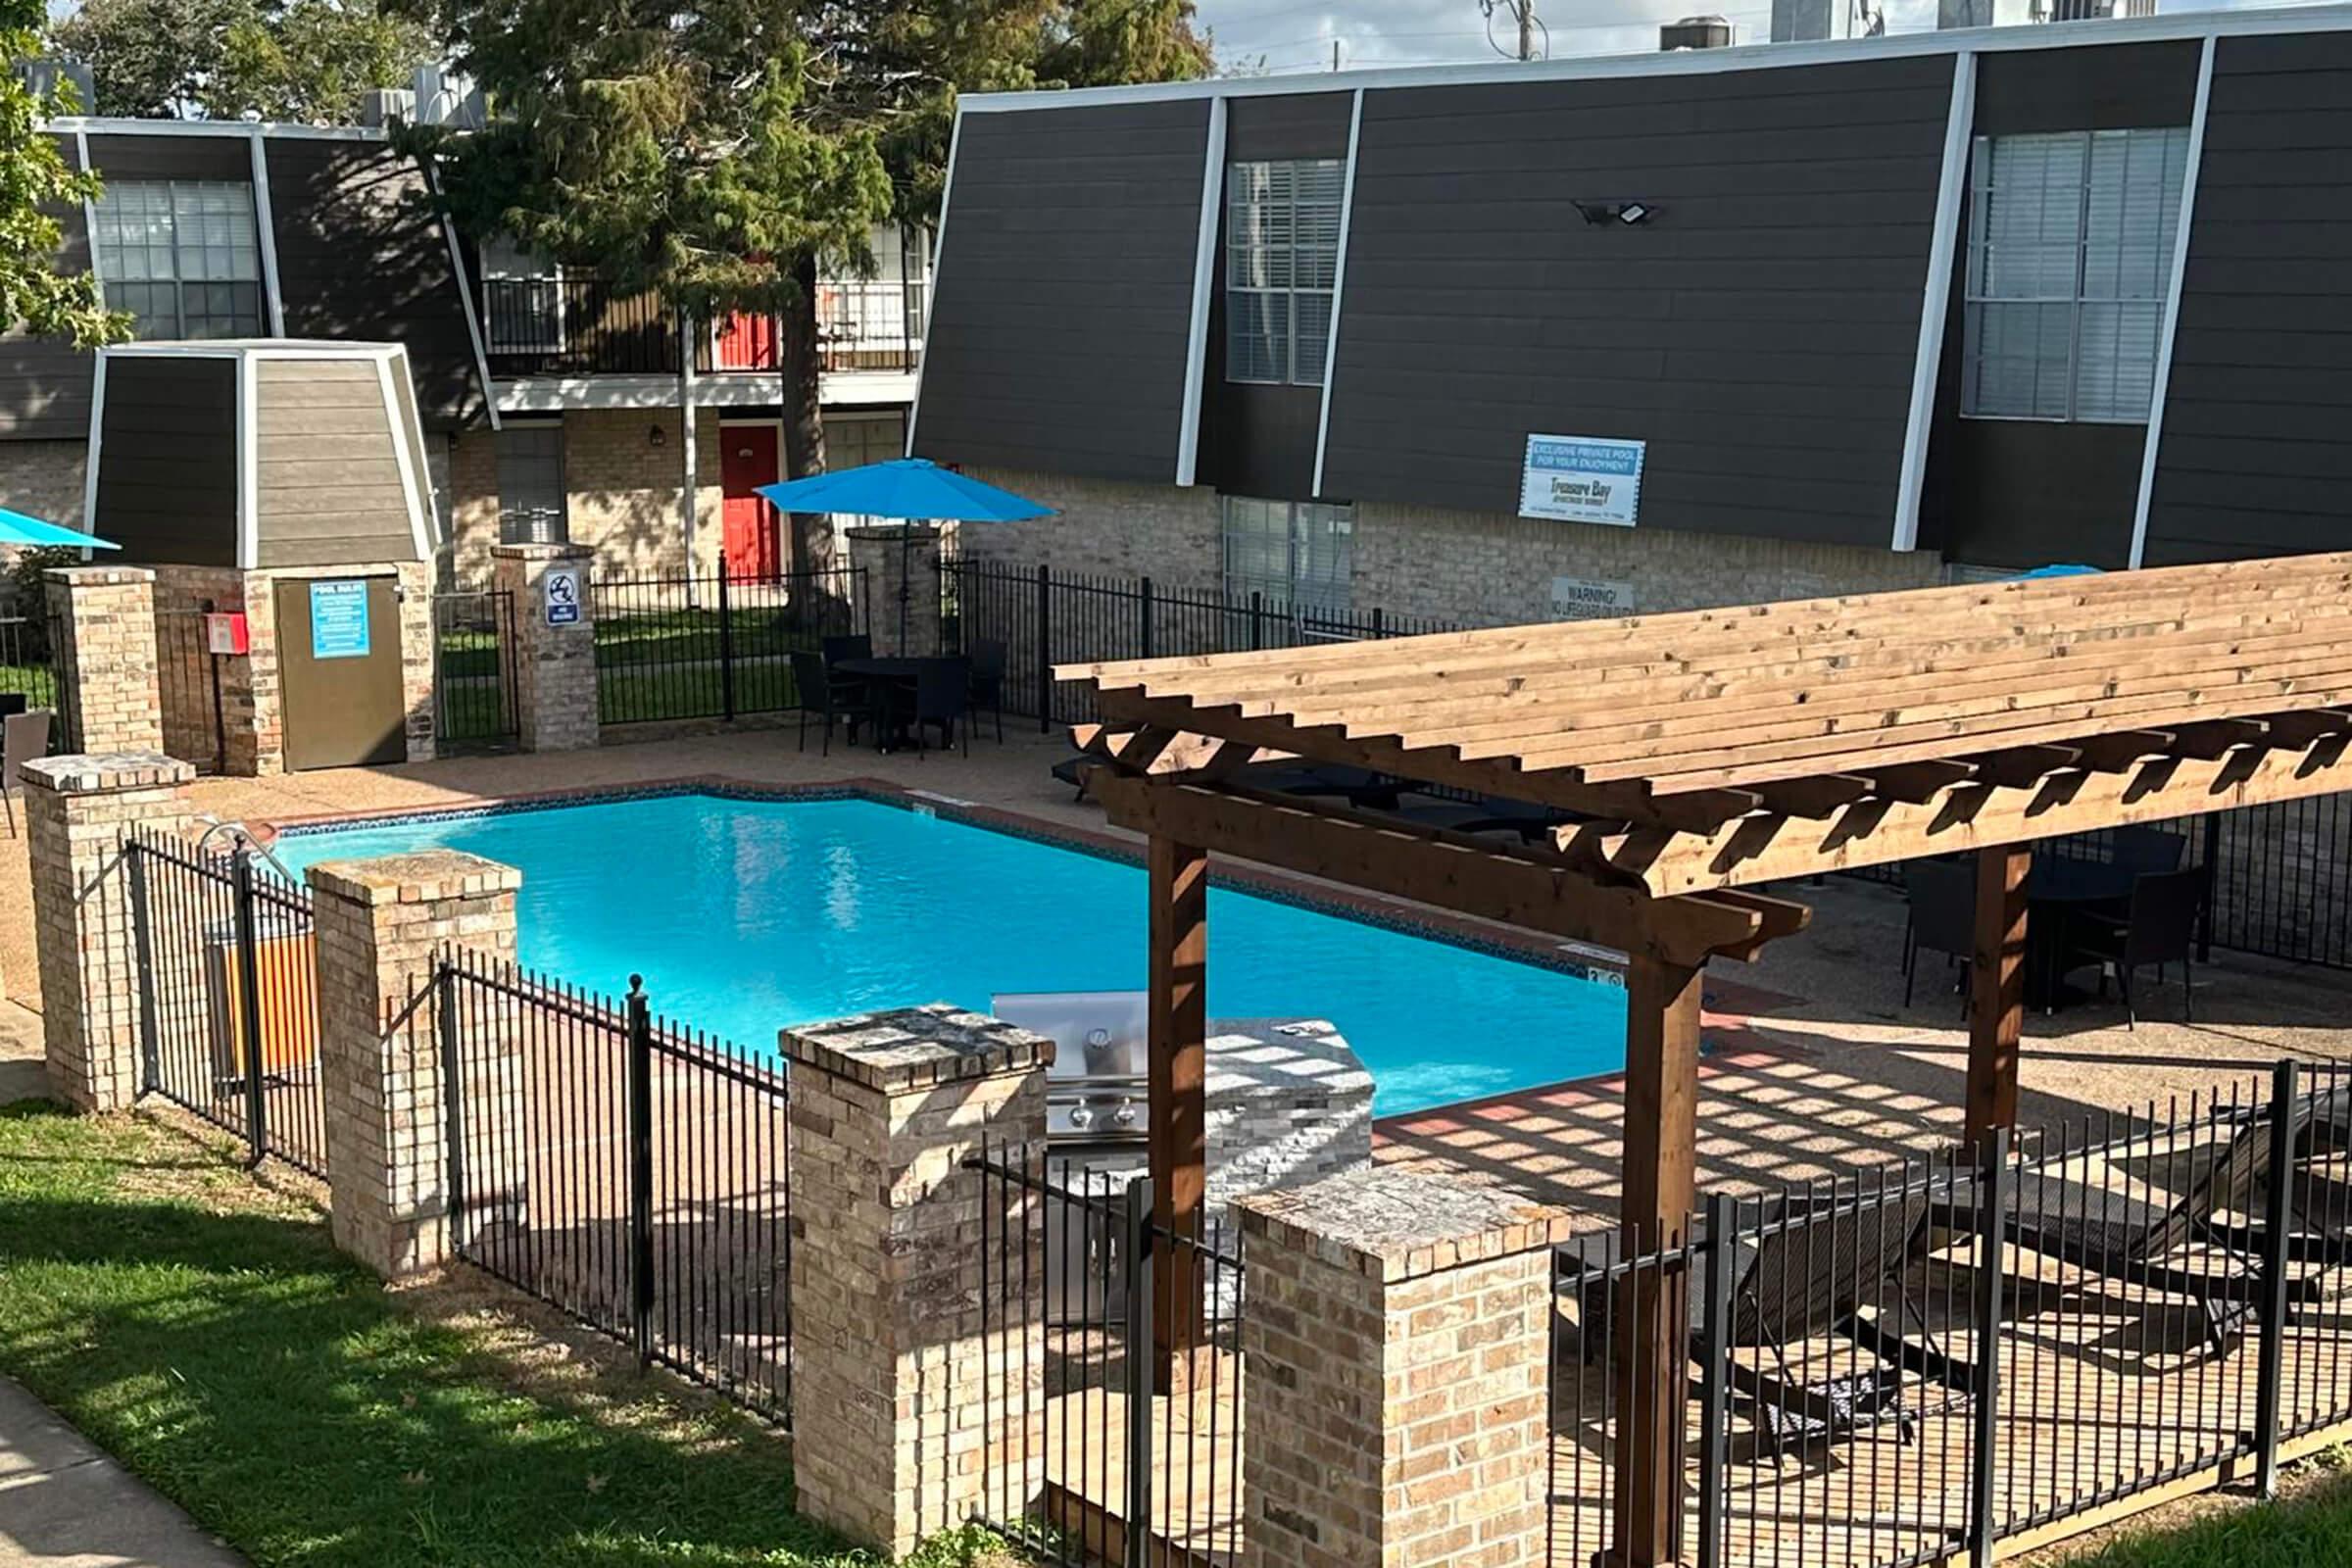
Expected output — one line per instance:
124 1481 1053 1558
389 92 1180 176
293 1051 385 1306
1901 858 1976 1012
820 633 873 709
1961 1091 2352 1356
2068 866 2205 1028
967 638 1007 743
1566 1184 1948 1458
885 659 970 759
790 651 852 757
2108 825 2188 877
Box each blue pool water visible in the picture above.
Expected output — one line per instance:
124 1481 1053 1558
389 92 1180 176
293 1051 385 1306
274 794 1629 1114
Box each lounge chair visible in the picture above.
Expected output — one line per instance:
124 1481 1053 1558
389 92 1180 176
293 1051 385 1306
1565 1182 1948 1457
1052 756 1093 801
1243 762 1407 811
1952 1092 2352 1355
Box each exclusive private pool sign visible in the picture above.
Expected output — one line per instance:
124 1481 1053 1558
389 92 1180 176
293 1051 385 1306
1520 433 1644 527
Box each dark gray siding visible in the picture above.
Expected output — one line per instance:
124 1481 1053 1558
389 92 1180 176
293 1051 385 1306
266 139 481 427
912 100 1209 482
2143 34 2352 564
1202 92 1354 501
1318 56 1953 545
0 134 96 441
91 356 239 566
1921 42 2199 568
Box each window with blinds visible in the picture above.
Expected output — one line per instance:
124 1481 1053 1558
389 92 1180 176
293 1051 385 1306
1962 126 2190 422
1226 159 1346 386
91 180 266 339
1221 496 1354 612
496 423 568 545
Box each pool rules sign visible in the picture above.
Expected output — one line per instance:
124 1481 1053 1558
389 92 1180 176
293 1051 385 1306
544 564 583 627
1520 433 1644 527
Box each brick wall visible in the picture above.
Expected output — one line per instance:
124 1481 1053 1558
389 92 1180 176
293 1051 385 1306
47 566 163 754
955 467 1946 625
0 439 88 529
148 565 246 772
447 413 722 588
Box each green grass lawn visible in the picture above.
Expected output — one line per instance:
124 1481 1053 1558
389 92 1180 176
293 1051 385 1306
0 1101 1007 1568
2068 1462 2352 1568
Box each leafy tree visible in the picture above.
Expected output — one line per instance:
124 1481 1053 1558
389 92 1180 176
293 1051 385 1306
406 0 1208 569
0 14 125 349
50 0 433 123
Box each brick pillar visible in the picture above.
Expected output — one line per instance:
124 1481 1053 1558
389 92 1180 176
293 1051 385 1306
397 561 438 763
492 543 599 752
22 752 195 1110
46 566 163 754
847 523 942 657
309 851 519 1277
1236 1166 1565 1568
782 1004 1051 1556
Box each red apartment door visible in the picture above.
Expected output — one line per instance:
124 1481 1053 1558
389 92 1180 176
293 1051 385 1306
721 425 782 579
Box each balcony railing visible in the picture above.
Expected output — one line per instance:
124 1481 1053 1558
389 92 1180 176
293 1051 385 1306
482 275 926 379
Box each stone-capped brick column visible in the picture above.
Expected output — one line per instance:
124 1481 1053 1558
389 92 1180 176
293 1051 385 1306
1236 1166 1567 1568
45 566 163 754
492 543 599 752
847 523 942 657
22 752 195 1110
309 851 519 1277
782 1004 1051 1556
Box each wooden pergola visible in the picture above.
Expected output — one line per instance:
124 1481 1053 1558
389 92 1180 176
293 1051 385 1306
1060 551 2352 1565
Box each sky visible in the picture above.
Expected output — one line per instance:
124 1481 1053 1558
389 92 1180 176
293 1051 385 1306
1191 0 2284 74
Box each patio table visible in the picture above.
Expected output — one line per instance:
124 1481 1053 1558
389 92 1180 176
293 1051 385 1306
2026 857 2140 1010
834 656 967 752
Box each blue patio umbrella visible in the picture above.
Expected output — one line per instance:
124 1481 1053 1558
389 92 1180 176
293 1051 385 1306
2016 563 2101 579
755 459 1054 643
0 507 118 550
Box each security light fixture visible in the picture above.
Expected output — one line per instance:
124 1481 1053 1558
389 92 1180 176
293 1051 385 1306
1574 199 1657 226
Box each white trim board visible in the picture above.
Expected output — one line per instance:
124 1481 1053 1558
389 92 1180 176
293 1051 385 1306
80 353 106 541
959 4 2350 113
904 102 963 459
1174 95 1228 489
45 117 387 141
248 128 288 337
236 354 261 570
376 350 435 563
1312 88 1367 501
2130 34 2217 572
1891 50 1975 554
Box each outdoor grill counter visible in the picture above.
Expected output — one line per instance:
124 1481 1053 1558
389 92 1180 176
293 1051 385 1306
992 994 1373 1324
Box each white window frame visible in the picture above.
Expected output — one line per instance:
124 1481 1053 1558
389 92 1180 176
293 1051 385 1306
1225 159 1345 388
1961 125 2190 425
495 420 568 546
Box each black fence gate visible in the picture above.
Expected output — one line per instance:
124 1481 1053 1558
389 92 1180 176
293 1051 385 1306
0 612 59 715
122 826 327 1175
434 950 793 1419
431 587 520 752
154 607 226 774
957 1149 1247 1566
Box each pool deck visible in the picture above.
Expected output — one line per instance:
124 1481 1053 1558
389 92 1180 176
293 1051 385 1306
4 727 2351 1220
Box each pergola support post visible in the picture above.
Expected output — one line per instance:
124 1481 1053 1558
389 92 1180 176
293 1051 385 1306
1966 844 2031 1147
1148 833 1208 1378
1614 952 1705 1568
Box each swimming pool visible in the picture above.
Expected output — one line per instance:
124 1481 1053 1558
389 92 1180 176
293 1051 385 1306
274 791 1629 1114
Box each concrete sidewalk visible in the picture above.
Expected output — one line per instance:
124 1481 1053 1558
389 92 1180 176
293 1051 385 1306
0 1376 245 1567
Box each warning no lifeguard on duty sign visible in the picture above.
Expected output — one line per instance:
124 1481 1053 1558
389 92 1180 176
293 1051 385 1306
1519 433 1644 528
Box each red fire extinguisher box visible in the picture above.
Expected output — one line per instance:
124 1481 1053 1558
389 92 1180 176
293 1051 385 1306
205 612 249 657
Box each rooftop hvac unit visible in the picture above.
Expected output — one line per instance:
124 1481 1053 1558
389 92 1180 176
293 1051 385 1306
360 87 416 127
1661 15 1736 48
412 65 488 128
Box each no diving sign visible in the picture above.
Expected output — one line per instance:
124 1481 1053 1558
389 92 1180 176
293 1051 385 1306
544 564 583 627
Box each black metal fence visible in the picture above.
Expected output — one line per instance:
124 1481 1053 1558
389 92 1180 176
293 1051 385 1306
591 561 865 726
0 612 59 715
431 587 520 752
956 1148 1247 1566
1553 1060 2352 1568
123 827 327 1176
154 607 226 774
435 951 793 1420
937 558 1465 728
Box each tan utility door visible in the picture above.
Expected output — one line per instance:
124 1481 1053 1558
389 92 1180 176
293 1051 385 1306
273 576 407 771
